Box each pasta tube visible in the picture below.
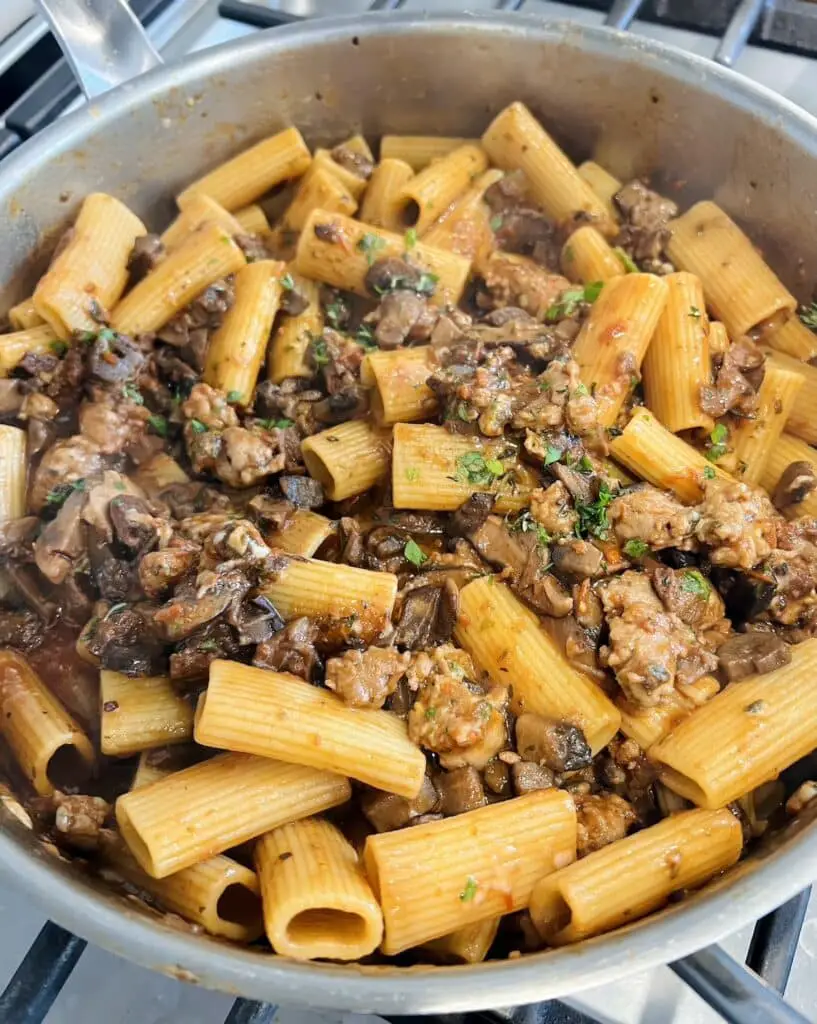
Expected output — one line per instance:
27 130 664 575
392 423 537 513
363 346 438 426
530 809 742 944
642 272 713 432
278 165 357 236
266 509 334 557
667 201 796 338
422 917 500 964
0 325 59 377
300 420 391 501
115 752 351 877
380 135 479 171
455 576 620 753
423 168 503 267
268 273 322 383
100 671 194 757
652 637 817 808
766 315 817 361
255 817 383 960
0 650 93 796
707 320 730 358
572 273 668 427
234 204 270 235
257 554 397 645
203 260 285 405
617 675 720 750
195 661 425 799
483 103 616 236
102 833 264 942
132 453 190 496
294 208 471 304
359 158 415 231
111 222 246 335
364 791 576 954
758 432 817 518
8 297 44 330
178 126 312 210
0 426 27 521
161 193 243 250
396 144 488 235
308 149 369 200
33 193 146 337
730 355 804 484
764 349 817 445
561 226 625 284
576 160 622 225
610 407 732 504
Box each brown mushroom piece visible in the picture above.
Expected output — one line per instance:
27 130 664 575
360 774 439 833
716 632 792 682
483 758 512 797
511 761 554 795
772 461 817 513
515 713 592 772
436 766 486 815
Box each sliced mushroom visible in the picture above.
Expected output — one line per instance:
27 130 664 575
716 632 791 682
772 461 817 513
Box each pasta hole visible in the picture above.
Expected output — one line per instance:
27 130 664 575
217 884 262 927
287 908 368 945
47 744 91 790
401 200 420 228
352 36 360 46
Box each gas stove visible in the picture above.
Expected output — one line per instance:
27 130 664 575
1 2 817 1023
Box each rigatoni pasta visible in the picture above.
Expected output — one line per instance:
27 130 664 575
380 135 479 171
763 348 817 445
359 158 415 231
363 346 438 425
396 144 488 235
100 671 194 757
195 661 425 798
0 426 27 521
301 420 391 500
561 225 625 284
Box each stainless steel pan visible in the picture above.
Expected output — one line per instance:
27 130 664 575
2 4 817 1016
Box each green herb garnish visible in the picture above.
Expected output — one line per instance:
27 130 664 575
280 272 294 291
311 337 329 367
459 877 478 902
404 539 427 567
490 214 503 232
45 478 85 508
123 382 144 405
404 228 417 250
455 451 507 487
689 306 702 319
800 303 817 330
148 414 168 438
703 465 716 480
707 422 729 462
544 445 562 467
425 706 438 720
545 282 602 322
681 569 710 598
405 467 420 483
189 419 207 435
614 247 639 273
49 340 68 356
623 538 649 559
357 232 387 265
226 390 242 403
355 323 378 351
575 482 614 540
508 509 551 547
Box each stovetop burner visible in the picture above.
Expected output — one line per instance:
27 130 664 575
1 2 817 1023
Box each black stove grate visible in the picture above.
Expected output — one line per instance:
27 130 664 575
0 1 815 1022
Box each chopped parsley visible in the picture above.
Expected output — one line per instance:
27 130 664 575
800 303 817 330
508 509 551 547
280 272 295 291
372 268 438 297
623 538 649 559
404 539 427 567
706 422 729 462
459 877 478 902
703 465 716 480
357 232 387 265
147 414 168 438
49 340 68 356
544 445 562 467
324 299 347 329
355 323 378 351
260 417 294 430
404 228 418 250
123 382 144 405
745 700 766 715
614 247 639 273
455 451 506 487
689 306 702 319
188 418 207 435
405 467 420 483
490 214 504 232
78 326 118 347
574 482 614 540
311 337 330 367
681 569 710 598
425 706 438 720
578 454 594 473
544 282 603 322
45 478 85 508
226 390 242 403
198 640 219 653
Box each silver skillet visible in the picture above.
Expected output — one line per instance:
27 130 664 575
0 1 816 1018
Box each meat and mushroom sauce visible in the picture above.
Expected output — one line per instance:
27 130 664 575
1 101 815 964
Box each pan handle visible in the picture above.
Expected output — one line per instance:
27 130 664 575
32 0 163 100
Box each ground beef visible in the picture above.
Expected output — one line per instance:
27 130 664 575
609 485 697 552
695 478 777 570
324 647 411 708
614 179 678 270
52 791 111 851
214 426 286 487
406 645 508 770
427 357 515 437
182 382 238 432
651 566 726 630
28 437 105 512
530 482 577 538
253 616 321 681
511 359 604 449
138 544 199 599
700 338 764 418
79 391 149 455
480 252 571 320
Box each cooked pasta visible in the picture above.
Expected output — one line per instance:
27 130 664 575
6 101 817 964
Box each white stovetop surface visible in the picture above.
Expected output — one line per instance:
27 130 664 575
3 0 817 1021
